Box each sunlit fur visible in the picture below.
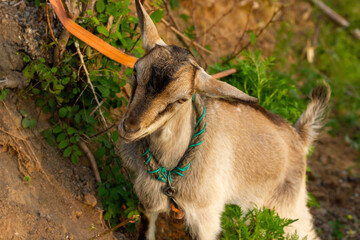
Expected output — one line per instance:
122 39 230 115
119 1 331 239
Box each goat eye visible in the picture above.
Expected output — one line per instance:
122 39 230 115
177 98 187 104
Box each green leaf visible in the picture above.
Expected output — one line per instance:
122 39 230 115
250 32 257 45
67 127 76 135
103 212 111 221
70 136 76 144
71 154 79 164
85 10 93 16
98 185 108 197
19 110 27 117
91 17 100 25
150 9 164 23
59 107 68 118
97 25 109 37
23 55 31 63
48 98 56 108
75 113 81 124
59 139 69 149
64 147 72 157
97 85 110 98
29 119 37 129
95 146 106 159
96 0 105 13
32 88 40 95
56 132 66 143
61 77 70 85
53 125 63 134
51 67 58 73
21 118 31 128
0 89 9 101
180 14 189 24
43 129 56 146
169 0 179 9
111 131 119 142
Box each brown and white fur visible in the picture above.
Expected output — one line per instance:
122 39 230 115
119 1 330 239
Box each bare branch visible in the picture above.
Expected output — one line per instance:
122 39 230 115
45 3 56 41
79 141 102 183
164 1 180 30
88 215 138 240
308 0 360 39
211 69 237 79
143 2 212 54
161 18 212 54
224 5 283 64
74 40 108 129
199 0 237 38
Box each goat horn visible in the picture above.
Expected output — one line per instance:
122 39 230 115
49 0 138 68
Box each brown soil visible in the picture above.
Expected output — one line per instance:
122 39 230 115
0 92 125 240
308 134 360 239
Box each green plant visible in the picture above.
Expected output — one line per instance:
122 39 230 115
23 175 31 183
0 89 9 101
329 219 345 239
19 110 37 129
273 1 360 145
22 0 149 228
209 50 305 124
221 205 301 240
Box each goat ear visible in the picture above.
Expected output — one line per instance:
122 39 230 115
135 0 166 52
195 68 259 103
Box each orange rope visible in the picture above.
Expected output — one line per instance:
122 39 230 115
49 0 138 68
48 0 236 78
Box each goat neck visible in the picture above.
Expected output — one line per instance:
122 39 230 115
147 99 195 170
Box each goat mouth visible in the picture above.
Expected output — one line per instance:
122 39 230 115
118 125 148 143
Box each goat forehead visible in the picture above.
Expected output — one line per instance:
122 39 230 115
136 45 193 71
136 45 195 92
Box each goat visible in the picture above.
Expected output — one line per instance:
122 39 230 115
119 1 330 239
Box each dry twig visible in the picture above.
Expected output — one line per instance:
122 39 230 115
224 5 283 64
212 69 237 79
199 0 237 38
308 0 360 39
79 141 102 183
74 40 108 128
110 16 122 34
144 2 212 54
88 215 138 240
164 1 180 30
106 15 114 32
45 2 56 42
160 18 212 54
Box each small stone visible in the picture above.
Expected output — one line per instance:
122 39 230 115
65 233 74 240
18 1 26 11
84 194 97 207
74 210 82 219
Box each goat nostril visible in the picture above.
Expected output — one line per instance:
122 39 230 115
123 119 140 133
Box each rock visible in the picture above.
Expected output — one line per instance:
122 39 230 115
84 194 97 207
73 210 82 219
0 71 28 89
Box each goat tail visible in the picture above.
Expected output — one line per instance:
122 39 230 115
295 83 331 151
